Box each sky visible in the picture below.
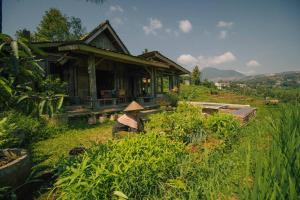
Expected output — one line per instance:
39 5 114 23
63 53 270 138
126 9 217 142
3 0 300 74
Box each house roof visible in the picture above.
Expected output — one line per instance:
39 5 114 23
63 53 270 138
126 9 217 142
80 20 130 54
139 51 190 74
58 43 169 69
32 20 189 74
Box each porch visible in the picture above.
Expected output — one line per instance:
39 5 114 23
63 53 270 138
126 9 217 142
56 44 181 110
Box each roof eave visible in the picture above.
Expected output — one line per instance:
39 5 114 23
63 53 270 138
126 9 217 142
58 44 169 69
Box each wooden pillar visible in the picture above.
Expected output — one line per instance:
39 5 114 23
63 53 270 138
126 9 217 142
68 65 75 96
74 66 78 96
153 68 157 97
88 55 97 109
151 67 155 97
169 75 173 91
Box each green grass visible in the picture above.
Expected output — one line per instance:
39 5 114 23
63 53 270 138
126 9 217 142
194 106 273 198
30 121 113 172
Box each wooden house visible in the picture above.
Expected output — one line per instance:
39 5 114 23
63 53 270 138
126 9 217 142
34 20 189 111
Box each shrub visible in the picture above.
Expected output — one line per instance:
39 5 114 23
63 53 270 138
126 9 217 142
145 103 206 143
164 92 179 107
0 111 67 148
206 112 241 139
54 134 188 199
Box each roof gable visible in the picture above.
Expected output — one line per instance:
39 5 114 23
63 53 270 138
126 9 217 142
139 51 190 74
81 20 130 54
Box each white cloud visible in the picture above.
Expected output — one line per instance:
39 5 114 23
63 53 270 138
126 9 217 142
177 54 198 66
217 21 234 28
199 52 236 66
177 51 237 68
179 20 192 33
143 18 163 35
110 5 124 12
246 60 261 67
132 6 137 11
218 30 227 39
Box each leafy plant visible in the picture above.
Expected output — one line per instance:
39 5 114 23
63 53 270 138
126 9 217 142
0 34 66 117
163 92 179 107
206 112 241 139
53 134 188 199
0 111 67 148
146 103 206 143
0 34 44 110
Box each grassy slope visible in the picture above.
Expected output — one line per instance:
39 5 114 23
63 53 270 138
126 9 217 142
30 122 113 172
199 106 273 198
181 85 275 198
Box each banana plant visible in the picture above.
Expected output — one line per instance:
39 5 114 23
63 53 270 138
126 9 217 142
0 34 67 117
17 91 65 118
0 34 45 109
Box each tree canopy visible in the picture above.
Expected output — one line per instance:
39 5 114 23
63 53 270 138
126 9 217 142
191 66 201 85
34 8 86 42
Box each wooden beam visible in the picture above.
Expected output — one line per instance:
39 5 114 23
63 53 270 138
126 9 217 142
95 58 105 66
59 44 169 69
88 55 98 109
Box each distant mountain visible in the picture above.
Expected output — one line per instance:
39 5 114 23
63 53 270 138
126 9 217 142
236 71 300 87
200 67 245 82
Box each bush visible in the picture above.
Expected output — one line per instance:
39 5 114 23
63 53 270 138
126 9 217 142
145 103 206 143
0 111 66 148
54 134 188 199
206 113 241 139
164 92 179 107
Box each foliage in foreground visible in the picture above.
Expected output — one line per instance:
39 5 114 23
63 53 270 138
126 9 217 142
53 134 188 199
242 104 300 199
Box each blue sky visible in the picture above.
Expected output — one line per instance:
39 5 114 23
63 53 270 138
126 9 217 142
4 0 300 74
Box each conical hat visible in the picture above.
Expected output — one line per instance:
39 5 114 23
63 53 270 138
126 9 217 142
124 101 144 112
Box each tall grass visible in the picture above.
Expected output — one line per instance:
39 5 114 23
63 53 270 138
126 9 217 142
242 104 300 199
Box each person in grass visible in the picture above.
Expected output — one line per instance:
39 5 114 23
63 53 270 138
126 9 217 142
112 101 144 137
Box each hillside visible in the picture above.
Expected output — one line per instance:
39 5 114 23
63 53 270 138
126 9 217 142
200 67 245 82
237 71 300 87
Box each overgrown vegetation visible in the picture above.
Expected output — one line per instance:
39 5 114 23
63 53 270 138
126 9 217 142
146 103 207 143
53 134 188 199
0 111 66 149
206 112 241 139
241 104 300 199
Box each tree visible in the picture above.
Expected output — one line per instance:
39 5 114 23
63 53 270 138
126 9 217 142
34 8 86 42
191 66 201 85
68 17 86 40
